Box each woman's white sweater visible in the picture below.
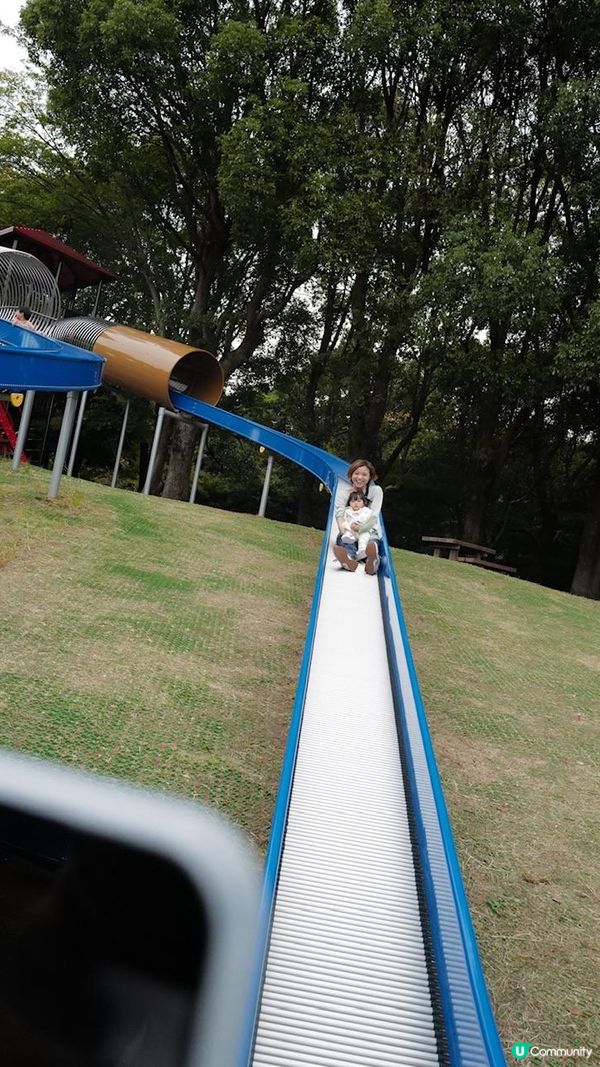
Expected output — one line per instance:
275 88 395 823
334 479 383 537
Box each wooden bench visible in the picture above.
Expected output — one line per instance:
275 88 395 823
459 556 517 575
422 536 517 576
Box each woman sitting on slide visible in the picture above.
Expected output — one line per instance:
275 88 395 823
333 459 383 575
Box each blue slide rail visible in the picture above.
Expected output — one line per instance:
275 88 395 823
174 392 349 491
173 392 506 1067
0 318 104 392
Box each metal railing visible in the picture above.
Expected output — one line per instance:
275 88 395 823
0 248 61 331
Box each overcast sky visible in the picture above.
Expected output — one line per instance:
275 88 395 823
0 0 27 72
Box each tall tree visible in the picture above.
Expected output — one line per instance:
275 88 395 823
18 0 341 495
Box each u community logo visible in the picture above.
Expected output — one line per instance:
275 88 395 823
511 1042 594 1060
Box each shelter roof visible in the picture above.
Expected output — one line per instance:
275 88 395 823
0 227 117 290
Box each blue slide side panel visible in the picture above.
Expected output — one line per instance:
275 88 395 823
379 521 506 1067
173 391 505 1066
0 319 104 393
237 496 337 1067
172 392 349 492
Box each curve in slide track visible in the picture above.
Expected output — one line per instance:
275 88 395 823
173 392 506 1067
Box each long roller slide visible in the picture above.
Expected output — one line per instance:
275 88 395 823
173 393 506 1067
253 524 440 1066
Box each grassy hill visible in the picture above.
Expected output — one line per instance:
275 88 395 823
1 458 599 1061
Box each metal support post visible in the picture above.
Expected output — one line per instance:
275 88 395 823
111 400 130 488
39 394 54 467
189 423 209 503
142 406 166 496
66 390 89 477
11 390 35 470
258 452 274 517
47 391 78 500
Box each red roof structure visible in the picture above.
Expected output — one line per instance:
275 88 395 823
0 227 117 291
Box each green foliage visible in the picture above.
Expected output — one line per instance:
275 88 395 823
6 0 600 589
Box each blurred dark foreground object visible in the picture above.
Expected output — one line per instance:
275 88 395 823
0 751 259 1067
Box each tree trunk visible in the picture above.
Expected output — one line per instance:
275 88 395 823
137 440 149 492
461 492 489 545
460 394 529 546
150 416 173 495
296 469 318 526
461 409 498 544
345 272 371 458
571 461 600 598
161 421 199 500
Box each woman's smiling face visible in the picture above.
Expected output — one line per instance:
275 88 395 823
351 465 370 491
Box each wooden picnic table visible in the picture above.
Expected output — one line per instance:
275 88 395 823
421 536 517 576
421 536 496 561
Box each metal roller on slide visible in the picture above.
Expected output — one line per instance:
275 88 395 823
250 522 444 1067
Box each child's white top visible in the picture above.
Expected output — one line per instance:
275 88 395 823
334 479 383 537
343 505 372 528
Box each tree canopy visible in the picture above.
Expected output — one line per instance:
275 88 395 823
4 0 600 594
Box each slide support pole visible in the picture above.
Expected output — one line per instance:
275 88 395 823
258 453 274 518
66 389 89 477
143 405 166 496
189 423 209 503
48 391 78 500
12 390 35 470
111 399 130 489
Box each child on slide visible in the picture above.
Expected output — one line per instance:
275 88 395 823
339 490 373 558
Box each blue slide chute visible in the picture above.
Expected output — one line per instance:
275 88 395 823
172 390 506 1067
0 318 104 393
173 391 349 492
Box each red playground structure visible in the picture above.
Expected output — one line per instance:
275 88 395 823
0 399 27 462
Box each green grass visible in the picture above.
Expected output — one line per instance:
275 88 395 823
394 547 600 1061
0 459 321 849
1 457 599 1060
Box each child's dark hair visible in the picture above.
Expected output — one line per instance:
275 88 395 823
347 489 368 506
19 306 32 319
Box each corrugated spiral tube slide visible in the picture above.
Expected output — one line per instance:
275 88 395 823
51 318 224 408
